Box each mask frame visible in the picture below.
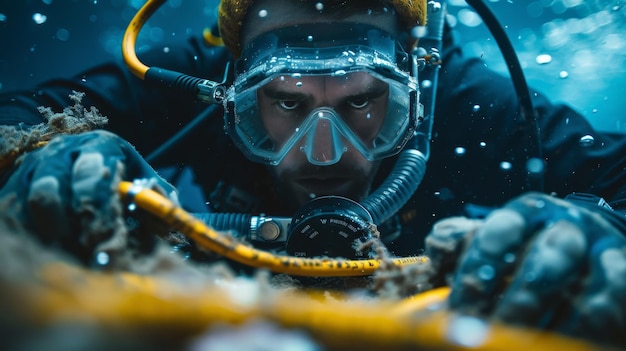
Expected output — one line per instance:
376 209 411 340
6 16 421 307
224 23 421 166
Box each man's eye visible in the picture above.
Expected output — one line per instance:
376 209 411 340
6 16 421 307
348 98 369 109
278 100 301 110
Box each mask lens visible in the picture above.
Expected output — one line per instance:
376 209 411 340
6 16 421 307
230 71 414 165
259 72 389 153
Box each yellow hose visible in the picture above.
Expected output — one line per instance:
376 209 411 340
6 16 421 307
5 262 606 351
108 184 611 349
121 0 166 80
118 181 429 277
203 26 224 47
0 160 612 349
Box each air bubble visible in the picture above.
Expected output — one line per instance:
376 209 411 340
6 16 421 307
524 271 537 282
472 104 480 112
95 251 110 266
32 13 47 24
558 70 569 78
504 253 516 263
434 188 454 201
454 147 466 156
579 134 595 147
56 28 70 41
411 26 427 39
500 161 513 171
526 157 544 175
258 9 268 17
535 54 552 64
477 264 495 280
446 316 488 348
315 2 324 11
458 8 482 27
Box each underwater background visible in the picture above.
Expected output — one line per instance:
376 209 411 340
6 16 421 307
0 0 624 132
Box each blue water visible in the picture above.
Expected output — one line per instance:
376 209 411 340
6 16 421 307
0 0 624 132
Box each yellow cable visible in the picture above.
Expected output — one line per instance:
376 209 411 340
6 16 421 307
268 287 604 351
14 263 606 351
118 181 429 277
203 27 224 47
122 0 167 80
2 142 429 277
0 151 611 349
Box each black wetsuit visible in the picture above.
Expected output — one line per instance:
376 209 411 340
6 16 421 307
2 27 625 257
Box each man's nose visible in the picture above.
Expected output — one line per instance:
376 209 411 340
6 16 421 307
304 116 343 166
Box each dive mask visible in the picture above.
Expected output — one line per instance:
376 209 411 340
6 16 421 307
224 23 420 166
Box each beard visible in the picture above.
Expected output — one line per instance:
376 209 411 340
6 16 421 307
269 159 381 213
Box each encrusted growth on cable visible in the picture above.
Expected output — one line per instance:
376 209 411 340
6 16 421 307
0 91 108 172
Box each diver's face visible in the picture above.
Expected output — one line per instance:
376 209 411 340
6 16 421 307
257 73 387 208
241 0 400 210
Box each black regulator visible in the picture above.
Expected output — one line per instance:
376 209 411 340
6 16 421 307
285 196 375 258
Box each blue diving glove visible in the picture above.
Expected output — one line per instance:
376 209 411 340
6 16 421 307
425 192 626 347
0 130 178 264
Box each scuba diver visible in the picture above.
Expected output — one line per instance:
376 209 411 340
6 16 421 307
0 0 625 347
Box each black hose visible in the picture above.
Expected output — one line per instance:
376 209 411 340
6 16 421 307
361 150 428 224
146 104 220 163
192 212 252 237
465 0 544 192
